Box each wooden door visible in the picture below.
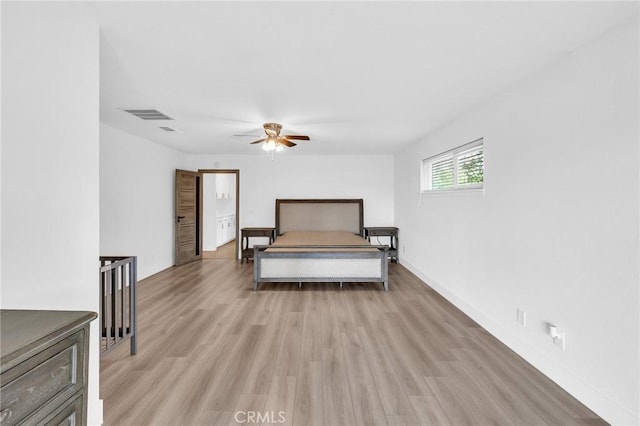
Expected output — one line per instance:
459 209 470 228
175 169 203 266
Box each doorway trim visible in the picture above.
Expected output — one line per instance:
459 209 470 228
199 169 240 260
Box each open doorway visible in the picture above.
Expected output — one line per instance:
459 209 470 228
199 169 240 260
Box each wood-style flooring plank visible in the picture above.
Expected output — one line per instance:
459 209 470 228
263 376 296 426
340 330 388 426
320 289 357 425
407 394 452 426
101 259 606 426
292 360 324 426
321 347 357 426
144 338 239 426
228 394 267 426
205 325 265 412
356 326 415 418
272 312 303 378
240 294 288 395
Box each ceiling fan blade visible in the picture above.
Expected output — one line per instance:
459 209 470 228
282 135 310 140
278 138 297 147
250 138 266 144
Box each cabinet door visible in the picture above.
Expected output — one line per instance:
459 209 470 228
216 175 231 199
216 219 224 246
224 218 232 242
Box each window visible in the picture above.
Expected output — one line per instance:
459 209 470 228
422 138 483 191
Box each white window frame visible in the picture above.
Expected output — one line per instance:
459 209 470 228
421 138 484 192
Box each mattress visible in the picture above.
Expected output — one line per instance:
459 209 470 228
267 230 375 251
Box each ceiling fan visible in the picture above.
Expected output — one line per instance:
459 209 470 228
246 123 310 152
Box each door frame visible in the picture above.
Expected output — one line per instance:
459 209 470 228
199 169 240 260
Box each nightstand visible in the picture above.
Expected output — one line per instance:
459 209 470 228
364 226 399 262
241 227 275 264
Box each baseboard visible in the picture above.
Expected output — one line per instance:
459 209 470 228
88 398 103 426
138 264 174 282
399 258 639 426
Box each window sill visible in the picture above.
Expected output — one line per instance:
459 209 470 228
420 187 484 195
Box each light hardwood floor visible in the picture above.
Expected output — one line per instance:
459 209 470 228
203 240 237 260
100 260 606 426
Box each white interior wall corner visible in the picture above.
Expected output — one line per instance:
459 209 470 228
394 17 640 425
100 123 189 279
1 3 102 424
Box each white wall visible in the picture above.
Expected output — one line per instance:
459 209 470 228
394 18 639 425
1 3 102 424
187 155 394 231
216 174 236 217
102 148 393 273
100 124 187 279
0 1 3 290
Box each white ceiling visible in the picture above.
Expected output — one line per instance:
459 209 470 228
89 1 637 155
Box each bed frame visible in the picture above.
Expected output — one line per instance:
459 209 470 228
253 199 389 291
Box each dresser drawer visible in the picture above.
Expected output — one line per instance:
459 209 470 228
0 330 85 426
43 394 84 426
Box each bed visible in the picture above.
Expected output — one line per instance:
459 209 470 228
253 199 389 291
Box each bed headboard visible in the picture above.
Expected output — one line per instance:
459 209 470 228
275 199 364 236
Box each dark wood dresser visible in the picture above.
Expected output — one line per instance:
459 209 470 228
0 310 97 426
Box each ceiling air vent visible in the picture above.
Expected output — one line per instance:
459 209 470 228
124 109 174 120
159 126 176 132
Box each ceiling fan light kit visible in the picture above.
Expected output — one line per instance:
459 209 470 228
262 137 284 152
246 122 310 153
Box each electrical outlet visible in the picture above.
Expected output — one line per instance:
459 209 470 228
553 330 566 350
549 323 566 350
402 246 406 254
516 308 526 326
